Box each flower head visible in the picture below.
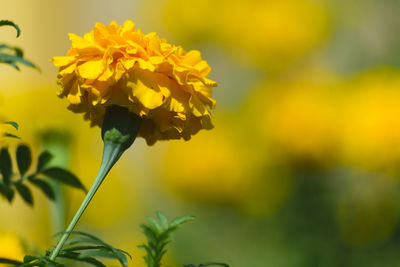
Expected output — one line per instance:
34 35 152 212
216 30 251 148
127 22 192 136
53 20 217 145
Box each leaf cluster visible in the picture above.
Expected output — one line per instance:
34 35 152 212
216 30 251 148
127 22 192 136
138 211 195 267
0 20 38 71
0 231 131 267
0 144 86 206
3 120 20 139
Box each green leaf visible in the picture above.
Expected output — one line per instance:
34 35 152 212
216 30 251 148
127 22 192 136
23 255 38 263
4 121 19 130
198 263 230 267
0 257 23 265
79 249 128 267
15 183 33 206
0 20 21 37
75 231 131 256
146 216 162 234
16 144 31 175
62 245 104 252
28 177 55 200
64 236 100 246
0 44 23 57
20 255 63 267
156 211 169 231
4 132 20 139
41 167 86 192
139 212 197 267
170 215 195 228
58 252 105 267
62 231 131 266
36 151 53 172
140 224 158 244
0 53 38 71
0 184 15 202
0 147 12 185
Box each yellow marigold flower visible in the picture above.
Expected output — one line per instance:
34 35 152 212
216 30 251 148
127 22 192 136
53 20 217 145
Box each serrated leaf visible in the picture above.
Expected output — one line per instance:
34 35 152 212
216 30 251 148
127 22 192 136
64 236 98 246
0 257 23 265
4 121 19 130
198 263 230 267
170 215 195 228
15 183 33 206
75 231 131 257
28 177 55 200
16 144 31 175
139 212 197 267
137 245 153 263
79 249 128 267
62 231 131 266
36 151 53 171
4 132 20 139
41 167 86 192
146 216 162 234
156 211 169 231
5 61 19 71
62 245 104 252
0 44 23 57
0 184 15 203
0 147 12 185
65 231 109 246
58 252 105 267
140 224 158 244
0 20 21 37
0 53 38 71
23 255 38 263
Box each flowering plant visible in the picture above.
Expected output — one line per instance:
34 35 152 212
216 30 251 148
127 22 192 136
0 19 227 267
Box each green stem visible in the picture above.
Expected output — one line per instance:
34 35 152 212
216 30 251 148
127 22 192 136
49 141 123 260
49 105 142 261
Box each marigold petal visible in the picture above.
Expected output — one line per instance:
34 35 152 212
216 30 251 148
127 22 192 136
119 20 136 35
69 33 103 55
182 50 202 65
189 95 210 117
52 56 76 67
77 59 105 79
127 70 165 109
67 80 83 104
194 61 211 76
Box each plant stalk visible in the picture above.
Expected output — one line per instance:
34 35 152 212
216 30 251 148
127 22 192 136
49 141 123 260
49 105 142 260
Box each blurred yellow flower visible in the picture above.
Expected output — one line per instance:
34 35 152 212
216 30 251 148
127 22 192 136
247 70 341 163
0 232 24 260
53 20 217 145
162 122 249 203
158 0 330 71
246 67 400 171
339 68 400 170
160 114 292 215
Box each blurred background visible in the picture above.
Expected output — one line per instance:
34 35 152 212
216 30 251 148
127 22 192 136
1 0 400 266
